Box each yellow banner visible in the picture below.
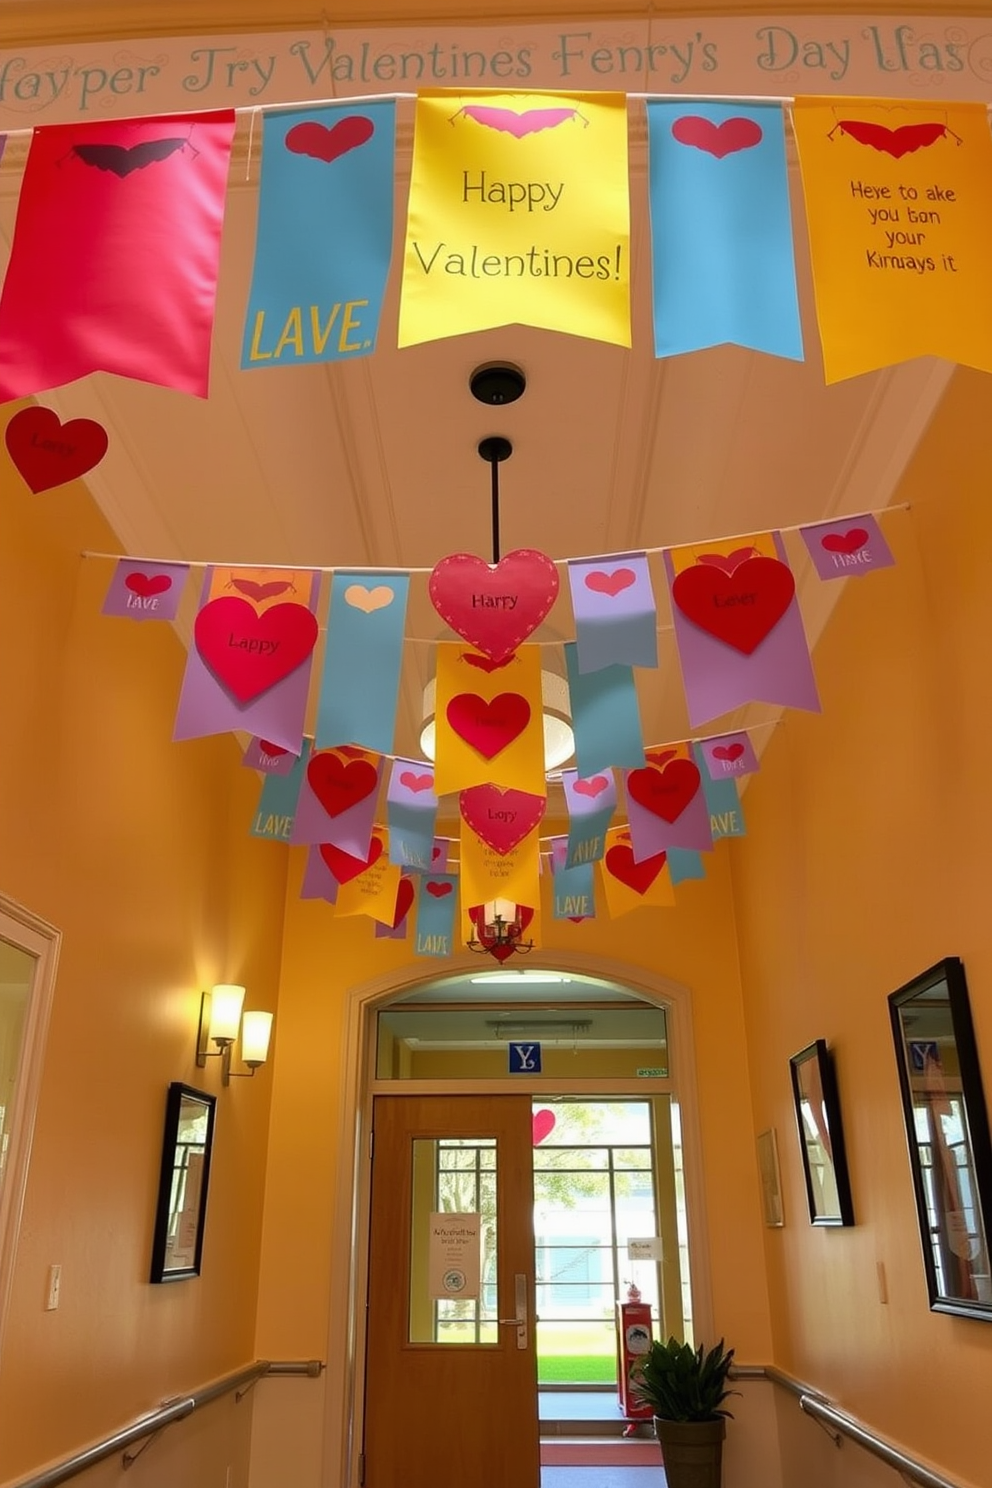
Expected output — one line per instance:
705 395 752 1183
667 531 777 579
334 829 401 925
599 826 674 918
433 643 546 796
793 97 992 382
459 826 542 934
399 90 630 348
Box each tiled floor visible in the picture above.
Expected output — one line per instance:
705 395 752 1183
539 1389 663 1483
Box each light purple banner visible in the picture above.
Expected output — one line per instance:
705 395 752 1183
173 569 319 752
561 768 617 869
290 749 382 854
102 558 188 622
567 552 658 673
664 534 820 729
301 845 339 903
624 757 713 860
698 731 759 782
799 514 895 581
242 736 300 775
386 759 439 870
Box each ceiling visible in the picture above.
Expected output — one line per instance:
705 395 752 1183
0 50 955 799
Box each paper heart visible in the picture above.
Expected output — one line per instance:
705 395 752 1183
605 844 667 894
335 745 367 759
258 739 289 758
462 652 514 673
573 775 610 799
398 770 434 794
460 786 546 856
532 1109 556 1144
285 114 375 162
344 583 394 613
697 547 756 575
319 836 383 885
124 572 172 598
627 759 701 824
194 597 319 702
568 916 588 924
584 568 636 598
646 750 677 768
5 405 109 492
671 114 763 159
425 880 453 899
838 119 947 159
446 693 531 760
821 528 869 555
231 578 293 602
712 743 745 763
390 876 416 930
429 549 559 664
460 104 579 138
672 556 795 655
307 752 379 818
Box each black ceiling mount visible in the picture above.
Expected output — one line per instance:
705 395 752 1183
470 363 526 406
477 437 512 564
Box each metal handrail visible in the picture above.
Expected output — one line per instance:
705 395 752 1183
732 1362 971 1488
2 1359 324 1488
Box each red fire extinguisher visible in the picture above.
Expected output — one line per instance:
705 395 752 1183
616 1282 654 1423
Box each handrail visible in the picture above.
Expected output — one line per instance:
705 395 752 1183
731 1362 971 1488
2 1359 324 1488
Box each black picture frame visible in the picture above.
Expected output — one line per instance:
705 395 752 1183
888 958 992 1320
150 1082 216 1283
789 1039 855 1227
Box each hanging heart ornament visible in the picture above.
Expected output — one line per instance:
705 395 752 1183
428 550 560 665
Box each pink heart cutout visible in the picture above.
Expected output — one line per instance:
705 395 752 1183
671 115 763 159
399 771 434 794
429 549 560 664
821 528 869 555
584 568 636 598
194 597 318 703
231 578 293 602
573 775 610 799
460 785 546 856
285 115 375 162
258 739 288 758
426 881 453 899
125 572 172 598
697 547 756 576
532 1109 557 1145
712 743 745 762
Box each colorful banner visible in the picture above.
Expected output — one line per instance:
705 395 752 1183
565 643 644 776
399 90 630 348
0 113 234 402
315 572 410 753
334 829 401 924
667 848 706 886
374 876 417 939
567 552 658 673
703 770 746 840
665 532 820 728
599 828 674 917
242 102 395 369
561 767 616 868
101 559 188 623
414 873 459 958
552 858 596 921
250 741 310 841
697 731 759 782
386 759 439 870
793 97 992 382
799 513 895 580
242 736 300 776
433 643 546 796
647 101 802 361
300 844 339 902
624 745 712 858
290 746 382 853
459 822 542 917
174 567 320 751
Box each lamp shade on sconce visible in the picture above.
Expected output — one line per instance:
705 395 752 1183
240 1010 273 1069
208 984 245 1045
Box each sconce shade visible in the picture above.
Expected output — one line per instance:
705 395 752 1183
484 899 517 925
208 984 245 1045
240 1010 273 1069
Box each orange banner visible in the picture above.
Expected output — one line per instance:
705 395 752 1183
433 643 546 796
599 826 674 918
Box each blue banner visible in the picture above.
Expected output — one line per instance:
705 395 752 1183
565 644 644 778
250 741 310 840
552 860 596 920
315 574 410 753
413 874 459 958
242 102 395 369
667 848 706 886
647 101 802 361
694 745 746 839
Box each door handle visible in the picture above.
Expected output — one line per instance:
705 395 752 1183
497 1273 528 1349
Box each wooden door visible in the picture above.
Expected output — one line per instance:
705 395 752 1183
363 1094 540 1488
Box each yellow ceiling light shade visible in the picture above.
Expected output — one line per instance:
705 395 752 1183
419 670 574 773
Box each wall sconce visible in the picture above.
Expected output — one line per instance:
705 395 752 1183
196 985 274 1085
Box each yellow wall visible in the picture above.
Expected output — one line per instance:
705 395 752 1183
732 366 992 1488
0 407 288 1480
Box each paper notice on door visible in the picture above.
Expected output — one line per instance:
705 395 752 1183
627 1236 663 1261
428 1212 482 1299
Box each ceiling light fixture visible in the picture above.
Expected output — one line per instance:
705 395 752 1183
469 972 574 985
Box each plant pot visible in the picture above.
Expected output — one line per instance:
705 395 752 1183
653 1416 726 1488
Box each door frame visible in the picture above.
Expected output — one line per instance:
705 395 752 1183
319 949 713 1488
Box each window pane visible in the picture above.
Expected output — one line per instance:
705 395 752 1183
409 1136 497 1346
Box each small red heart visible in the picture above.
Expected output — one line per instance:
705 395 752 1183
319 836 383 884
605 845 667 894
124 572 172 598
532 1109 556 1144
5 406 109 492
231 578 293 602
447 693 531 760
399 771 434 794
697 547 757 575
194 597 318 703
672 556 795 655
460 786 546 855
390 876 416 930
646 750 677 768
821 528 869 555
307 753 378 817
627 759 701 824
568 916 588 924
285 115 375 163
426 881 453 899
838 119 948 159
671 115 763 159
573 775 610 799
584 568 636 598
431 845 444 861
258 739 288 758
712 743 745 762
462 652 514 673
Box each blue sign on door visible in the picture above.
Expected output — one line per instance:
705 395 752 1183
508 1041 542 1074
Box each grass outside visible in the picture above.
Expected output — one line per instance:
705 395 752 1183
537 1320 616 1384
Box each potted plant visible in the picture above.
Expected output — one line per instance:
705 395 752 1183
630 1335 737 1488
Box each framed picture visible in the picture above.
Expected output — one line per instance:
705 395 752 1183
789 1039 855 1227
150 1082 216 1283
888 958 992 1320
756 1128 784 1227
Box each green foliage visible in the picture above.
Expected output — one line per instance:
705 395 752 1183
630 1337 738 1422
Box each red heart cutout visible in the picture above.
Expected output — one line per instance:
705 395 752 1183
671 115 763 159
605 845 667 894
285 115 375 163
627 760 701 824
462 652 514 673
646 750 677 768
712 743 744 763
460 786 546 855
125 572 172 598
307 752 378 818
426 880 453 899
672 557 795 655
194 597 319 702
446 693 531 760
5 406 108 492
533 1109 556 1144
390 876 416 930
319 836 383 885
838 119 947 159
568 916 588 924
258 739 288 758
429 549 560 664
399 771 434 794
584 568 636 598
821 528 869 555
697 547 757 575
231 578 293 602
573 775 609 799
